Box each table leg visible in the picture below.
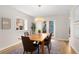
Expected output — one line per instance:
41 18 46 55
40 41 44 54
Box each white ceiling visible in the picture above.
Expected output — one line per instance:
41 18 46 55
12 5 73 17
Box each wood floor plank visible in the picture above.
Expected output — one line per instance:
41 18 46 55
0 40 76 54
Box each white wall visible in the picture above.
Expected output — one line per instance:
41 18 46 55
0 6 71 50
0 6 34 50
70 6 79 53
35 16 70 40
54 16 70 40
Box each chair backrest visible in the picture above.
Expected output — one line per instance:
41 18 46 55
21 36 35 52
44 33 52 45
50 32 52 37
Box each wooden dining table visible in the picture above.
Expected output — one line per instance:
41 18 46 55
30 33 48 54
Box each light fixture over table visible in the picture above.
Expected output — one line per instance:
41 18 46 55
34 16 45 22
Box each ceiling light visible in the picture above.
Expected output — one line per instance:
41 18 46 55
34 16 45 22
38 5 41 7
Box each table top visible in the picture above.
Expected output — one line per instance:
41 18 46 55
30 33 48 42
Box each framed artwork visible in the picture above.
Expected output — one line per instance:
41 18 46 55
16 18 24 30
0 19 1 29
49 21 54 33
42 21 47 33
1 17 11 30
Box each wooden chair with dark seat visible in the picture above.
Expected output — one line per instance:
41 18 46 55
39 33 52 53
44 34 52 53
21 36 39 54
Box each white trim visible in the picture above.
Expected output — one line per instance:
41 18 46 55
0 40 21 51
70 44 78 54
57 39 69 41
69 37 78 53
53 37 69 41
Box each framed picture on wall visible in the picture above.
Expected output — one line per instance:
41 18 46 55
42 21 47 33
1 17 11 30
0 18 1 29
49 21 54 33
16 18 24 30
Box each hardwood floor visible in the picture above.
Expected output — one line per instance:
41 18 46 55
0 39 76 54
51 40 76 54
0 43 22 54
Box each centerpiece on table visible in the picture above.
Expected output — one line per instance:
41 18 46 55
38 30 42 37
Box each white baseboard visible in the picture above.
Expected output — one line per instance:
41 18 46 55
69 37 79 53
52 37 69 41
0 40 21 52
70 44 78 54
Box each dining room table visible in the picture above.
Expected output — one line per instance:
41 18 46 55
30 33 48 54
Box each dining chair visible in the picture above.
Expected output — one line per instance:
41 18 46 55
21 36 39 54
39 33 52 53
44 34 52 53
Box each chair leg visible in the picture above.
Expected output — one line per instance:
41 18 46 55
38 46 39 54
31 52 33 54
47 45 50 54
23 51 25 54
49 42 51 50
